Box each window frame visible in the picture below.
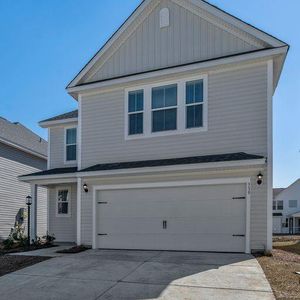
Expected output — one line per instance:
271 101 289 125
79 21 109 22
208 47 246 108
56 186 71 217
64 127 77 164
277 200 284 210
124 75 208 140
127 89 144 136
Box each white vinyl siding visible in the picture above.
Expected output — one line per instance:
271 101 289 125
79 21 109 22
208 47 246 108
48 184 77 242
82 0 261 84
0 142 47 239
81 63 267 168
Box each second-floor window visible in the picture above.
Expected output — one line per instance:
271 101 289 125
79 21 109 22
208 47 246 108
186 80 204 128
152 84 177 132
128 90 144 135
65 127 77 162
289 200 298 208
277 200 283 210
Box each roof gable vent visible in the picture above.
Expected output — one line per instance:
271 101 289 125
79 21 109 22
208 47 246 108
160 8 169 28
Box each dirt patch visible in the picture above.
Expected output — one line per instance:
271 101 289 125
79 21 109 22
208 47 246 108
0 255 50 277
273 235 300 243
0 244 57 256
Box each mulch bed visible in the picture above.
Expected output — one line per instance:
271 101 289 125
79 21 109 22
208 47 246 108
0 255 50 277
56 245 89 254
0 244 57 256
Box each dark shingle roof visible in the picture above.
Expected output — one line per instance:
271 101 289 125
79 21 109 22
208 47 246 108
21 167 77 177
20 152 264 178
40 110 78 123
80 152 264 173
0 117 47 157
273 188 284 198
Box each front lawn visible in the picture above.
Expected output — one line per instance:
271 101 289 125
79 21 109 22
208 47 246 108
257 236 300 299
0 255 50 277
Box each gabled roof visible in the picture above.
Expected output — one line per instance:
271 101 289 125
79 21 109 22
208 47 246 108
67 0 288 90
0 117 47 159
273 188 284 199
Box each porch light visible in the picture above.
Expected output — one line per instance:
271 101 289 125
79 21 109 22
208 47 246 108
83 183 89 193
26 195 32 206
257 173 263 185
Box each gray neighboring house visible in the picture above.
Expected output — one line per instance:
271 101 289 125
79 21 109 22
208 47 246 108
20 0 288 253
0 117 48 240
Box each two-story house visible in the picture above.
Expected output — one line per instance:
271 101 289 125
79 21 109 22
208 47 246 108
0 117 47 240
20 0 288 253
273 179 300 234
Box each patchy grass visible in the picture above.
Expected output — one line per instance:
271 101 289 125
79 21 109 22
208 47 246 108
0 255 50 277
257 236 300 299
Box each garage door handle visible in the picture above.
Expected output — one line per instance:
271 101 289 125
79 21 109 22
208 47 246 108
163 220 167 229
232 234 245 237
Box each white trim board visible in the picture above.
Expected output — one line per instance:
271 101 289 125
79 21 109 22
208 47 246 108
92 177 251 253
39 118 78 128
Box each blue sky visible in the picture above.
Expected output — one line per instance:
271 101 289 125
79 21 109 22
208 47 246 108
0 0 299 187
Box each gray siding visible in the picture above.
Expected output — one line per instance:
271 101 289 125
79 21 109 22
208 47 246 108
81 63 268 169
83 0 260 83
49 125 77 169
0 142 47 239
48 184 77 242
80 168 268 250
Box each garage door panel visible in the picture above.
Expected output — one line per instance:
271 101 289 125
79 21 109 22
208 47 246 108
96 183 246 252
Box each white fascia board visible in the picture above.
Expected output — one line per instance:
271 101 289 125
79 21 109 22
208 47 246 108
0 137 47 160
67 0 152 88
68 47 288 97
79 158 266 178
18 173 77 183
39 118 78 128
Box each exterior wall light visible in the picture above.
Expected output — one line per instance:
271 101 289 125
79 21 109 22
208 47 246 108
83 183 89 193
257 173 263 185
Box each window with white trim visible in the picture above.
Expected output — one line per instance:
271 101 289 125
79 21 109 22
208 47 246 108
186 79 204 128
65 128 77 161
128 90 144 135
272 201 276 210
152 84 177 132
289 200 298 208
57 188 70 216
277 200 283 210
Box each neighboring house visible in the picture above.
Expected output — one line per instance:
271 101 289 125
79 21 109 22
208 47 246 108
20 0 288 253
0 117 47 240
273 179 300 234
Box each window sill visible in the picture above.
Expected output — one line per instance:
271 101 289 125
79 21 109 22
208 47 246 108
125 126 208 140
56 214 71 218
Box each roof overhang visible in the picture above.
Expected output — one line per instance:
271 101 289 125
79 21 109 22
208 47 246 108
39 118 78 128
288 211 300 218
67 46 288 100
19 157 265 184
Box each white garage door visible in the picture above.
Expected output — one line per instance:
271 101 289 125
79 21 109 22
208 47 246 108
96 183 246 252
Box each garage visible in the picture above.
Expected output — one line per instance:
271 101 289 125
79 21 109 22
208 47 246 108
95 181 248 253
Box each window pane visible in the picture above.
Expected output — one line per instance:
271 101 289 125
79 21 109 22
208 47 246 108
129 90 143 112
186 82 194 104
277 201 283 210
129 113 143 135
152 87 164 109
152 110 164 132
58 202 68 214
272 201 276 210
194 104 203 127
136 91 144 111
66 145 76 161
165 85 177 107
128 92 136 112
195 80 203 103
289 200 298 208
58 190 68 202
186 106 195 128
165 108 177 130
66 128 76 144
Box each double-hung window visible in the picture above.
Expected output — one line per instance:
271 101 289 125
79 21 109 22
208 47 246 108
186 79 204 128
65 128 77 162
152 84 177 132
57 188 70 217
128 90 144 135
289 200 298 208
277 200 283 210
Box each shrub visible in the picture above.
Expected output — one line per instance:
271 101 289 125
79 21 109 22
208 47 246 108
42 232 56 245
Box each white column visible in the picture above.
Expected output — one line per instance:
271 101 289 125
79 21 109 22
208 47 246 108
30 184 37 242
77 177 82 245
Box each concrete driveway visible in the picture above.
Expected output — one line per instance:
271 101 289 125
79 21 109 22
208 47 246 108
0 250 274 300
